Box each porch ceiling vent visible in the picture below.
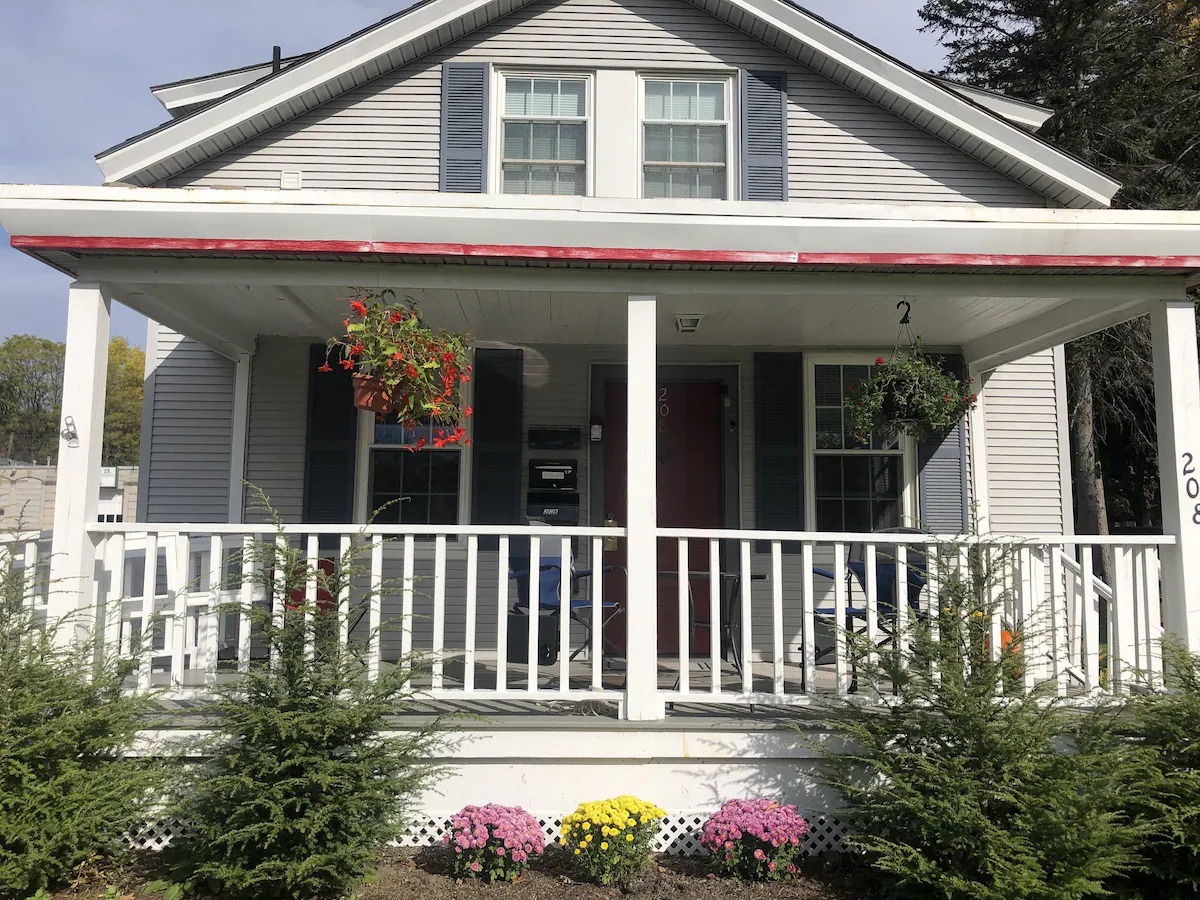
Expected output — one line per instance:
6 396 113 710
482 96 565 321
675 314 705 334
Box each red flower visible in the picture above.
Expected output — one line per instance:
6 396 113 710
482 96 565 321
351 343 364 355
392 351 404 361
970 393 978 402
463 406 473 418
406 365 418 379
875 356 885 365
340 358 354 370
349 300 369 317
317 363 333 373
390 311 404 324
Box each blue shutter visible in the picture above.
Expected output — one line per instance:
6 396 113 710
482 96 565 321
918 354 969 533
754 353 803 550
740 70 788 202
440 62 490 193
471 348 523 549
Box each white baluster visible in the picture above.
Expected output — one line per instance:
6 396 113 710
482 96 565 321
895 545 909 676
465 535 478 694
559 536 571 695
138 532 157 693
740 539 752 695
771 540 784 697
497 535 510 692
400 534 414 672
305 534 320 662
1143 547 1163 688
1111 545 1135 692
591 536 604 691
527 536 541 694
170 534 190 687
864 543 879 673
368 535 383 681
238 535 254 674
205 534 222 685
432 535 447 690
708 539 722 695
338 534 352 651
678 538 690 695
1081 548 1100 691
801 542 816 695
833 542 849 695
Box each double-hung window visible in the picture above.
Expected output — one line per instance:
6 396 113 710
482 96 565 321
500 75 589 196
363 413 464 526
807 359 914 532
642 78 731 199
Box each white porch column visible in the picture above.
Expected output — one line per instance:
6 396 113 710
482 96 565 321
227 352 252 523
1151 299 1200 650
623 295 664 720
48 282 111 643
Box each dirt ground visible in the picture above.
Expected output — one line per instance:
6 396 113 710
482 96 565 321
47 848 861 900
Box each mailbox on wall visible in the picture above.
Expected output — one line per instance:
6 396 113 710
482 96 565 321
527 491 580 525
529 459 578 491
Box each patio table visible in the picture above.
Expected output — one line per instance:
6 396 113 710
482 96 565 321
656 569 767 676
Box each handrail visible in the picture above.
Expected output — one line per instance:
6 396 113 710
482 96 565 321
88 523 627 537
656 527 1177 546
1056 549 1115 601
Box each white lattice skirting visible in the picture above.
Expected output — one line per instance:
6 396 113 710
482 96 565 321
130 813 848 857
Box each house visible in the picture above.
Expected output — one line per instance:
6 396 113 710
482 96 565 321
0 465 138 531
3 0 1200 850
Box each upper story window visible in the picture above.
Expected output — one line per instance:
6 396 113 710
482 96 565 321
642 78 731 200
501 75 589 196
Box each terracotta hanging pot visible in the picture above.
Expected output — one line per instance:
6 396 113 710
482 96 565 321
352 373 394 413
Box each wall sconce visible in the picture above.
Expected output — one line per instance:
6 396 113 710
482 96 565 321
590 417 603 443
60 417 79 448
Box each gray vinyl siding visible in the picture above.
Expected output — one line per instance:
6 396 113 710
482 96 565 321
983 350 1065 535
142 325 235 523
166 0 1046 207
243 339 310 523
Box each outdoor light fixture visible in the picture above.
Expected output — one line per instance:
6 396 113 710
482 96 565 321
675 314 705 334
60 416 79 448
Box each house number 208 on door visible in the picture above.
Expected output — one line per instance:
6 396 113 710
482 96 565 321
1182 453 1200 525
658 387 669 433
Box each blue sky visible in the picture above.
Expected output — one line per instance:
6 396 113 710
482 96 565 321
0 1 945 345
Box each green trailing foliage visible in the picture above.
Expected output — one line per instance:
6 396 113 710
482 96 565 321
170 490 448 900
0 520 161 899
818 543 1155 900
1108 638 1200 899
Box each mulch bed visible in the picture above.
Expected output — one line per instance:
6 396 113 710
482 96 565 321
47 848 862 900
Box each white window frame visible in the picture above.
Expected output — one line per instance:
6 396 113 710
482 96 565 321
803 353 919 533
353 358 474 529
491 69 595 197
637 73 736 201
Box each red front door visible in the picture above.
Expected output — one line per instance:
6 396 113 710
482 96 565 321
602 380 726 656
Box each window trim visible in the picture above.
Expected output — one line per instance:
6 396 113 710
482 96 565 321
637 73 736 201
353 356 474 528
803 353 919 533
491 69 595 197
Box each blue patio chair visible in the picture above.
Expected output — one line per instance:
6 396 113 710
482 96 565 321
509 554 623 665
811 527 931 684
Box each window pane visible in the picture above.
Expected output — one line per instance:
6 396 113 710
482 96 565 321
816 500 843 532
503 122 532 159
504 78 532 115
643 166 669 199
694 168 724 199
873 456 900 497
815 408 843 450
429 495 459 525
556 123 586 161
873 499 900 531
814 365 843 406
645 81 670 120
555 79 585 116
644 125 672 162
814 456 842 496
503 163 585 196
530 122 559 160
642 165 726 200
670 126 698 162
401 451 431 494
844 500 871 533
669 82 695 120
400 495 431 525
371 449 404 493
372 497 401 525
528 79 557 116
842 456 872 497
696 126 726 163
429 452 461 493
503 164 530 194
697 81 724 119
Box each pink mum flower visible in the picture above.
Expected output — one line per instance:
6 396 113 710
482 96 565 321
754 849 766 861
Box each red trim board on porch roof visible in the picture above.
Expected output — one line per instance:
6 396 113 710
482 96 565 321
10 235 1200 271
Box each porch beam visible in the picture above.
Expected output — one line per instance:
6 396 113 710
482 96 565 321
963 296 1160 371
1151 300 1200 650
48 282 110 646
623 294 664 721
76 257 1185 301
105 284 255 360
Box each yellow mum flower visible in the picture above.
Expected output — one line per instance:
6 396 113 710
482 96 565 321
626 834 634 842
584 834 592 843
574 849 580 856
600 842 608 850
626 818 636 827
582 822 590 831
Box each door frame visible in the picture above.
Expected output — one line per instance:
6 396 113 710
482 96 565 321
588 364 742 531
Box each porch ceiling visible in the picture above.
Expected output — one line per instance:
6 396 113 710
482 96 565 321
105 277 1076 350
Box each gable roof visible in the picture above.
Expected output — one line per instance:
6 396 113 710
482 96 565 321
96 0 1120 208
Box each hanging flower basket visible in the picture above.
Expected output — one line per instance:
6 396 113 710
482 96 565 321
321 290 474 446
845 338 977 443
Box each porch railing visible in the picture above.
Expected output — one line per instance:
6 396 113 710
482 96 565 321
17 524 1175 711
